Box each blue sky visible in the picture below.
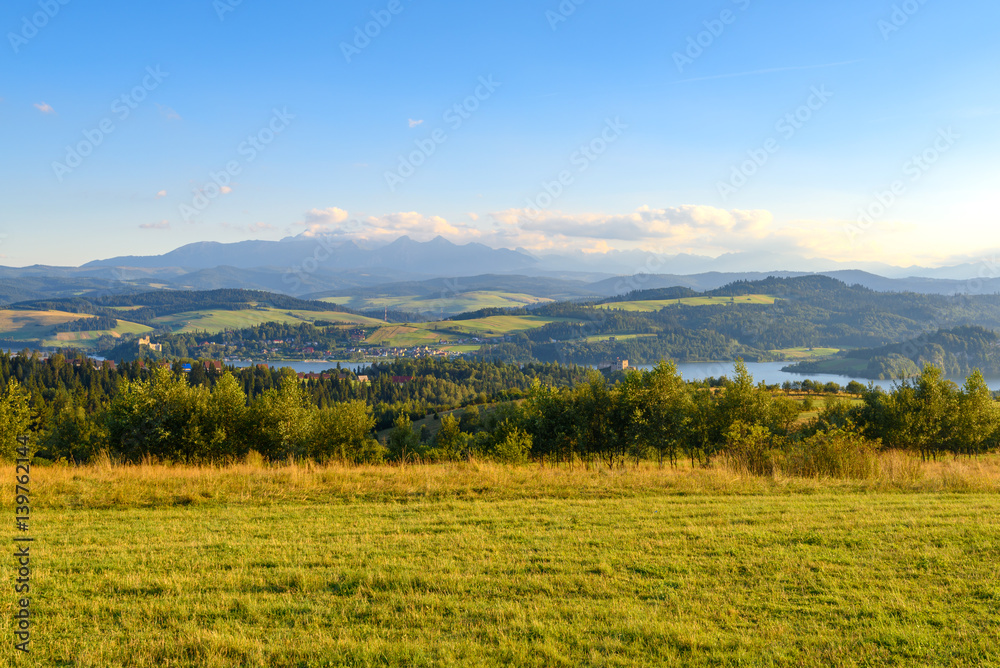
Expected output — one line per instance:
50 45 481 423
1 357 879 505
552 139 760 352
2 0 998 267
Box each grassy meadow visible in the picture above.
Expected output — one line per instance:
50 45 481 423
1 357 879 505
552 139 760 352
595 295 777 312
3 457 1000 667
364 315 562 348
321 292 555 317
0 309 156 349
150 308 382 335
0 307 382 349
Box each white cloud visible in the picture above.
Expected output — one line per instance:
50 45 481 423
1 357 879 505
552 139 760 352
155 190 167 199
34 102 54 114
140 220 170 230
298 207 350 236
408 119 424 128
296 208 482 243
488 205 775 252
286 204 971 266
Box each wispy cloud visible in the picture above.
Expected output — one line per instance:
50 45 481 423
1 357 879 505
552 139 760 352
155 190 167 199
408 118 424 128
140 220 171 230
34 102 55 114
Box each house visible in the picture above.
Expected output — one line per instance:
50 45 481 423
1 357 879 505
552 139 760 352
392 376 414 385
357 375 369 383
181 363 193 373
205 360 223 373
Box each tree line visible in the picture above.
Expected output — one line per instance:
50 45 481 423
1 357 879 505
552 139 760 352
1 350 996 470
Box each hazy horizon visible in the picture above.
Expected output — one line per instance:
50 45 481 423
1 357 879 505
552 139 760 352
3 0 998 268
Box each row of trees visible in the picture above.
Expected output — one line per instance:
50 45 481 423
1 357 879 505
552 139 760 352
1 351 998 469
22 368 379 463
382 361 1000 470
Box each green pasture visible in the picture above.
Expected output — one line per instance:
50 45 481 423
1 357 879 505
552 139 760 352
321 291 555 317
151 308 382 335
595 295 777 312
7 481 1000 667
365 316 561 348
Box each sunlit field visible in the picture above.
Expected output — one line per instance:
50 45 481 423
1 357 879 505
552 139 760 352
4 456 1000 667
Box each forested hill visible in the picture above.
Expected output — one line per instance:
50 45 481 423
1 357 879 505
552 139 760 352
10 289 354 324
482 276 1000 365
784 326 1000 379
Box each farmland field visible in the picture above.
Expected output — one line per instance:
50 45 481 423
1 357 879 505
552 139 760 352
4 459 1000 667
595 295 777 312
45 320 154 348
0 310 154 348
0 310 95 340
150 308 382 334
321 291 555 317
365 325 451 347
365 315 562 348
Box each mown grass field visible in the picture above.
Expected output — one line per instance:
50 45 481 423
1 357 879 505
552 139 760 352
365 316 561 348
0 310 155 349
0 310 94 342
0 307 383 347
150 308 382 334
322 292 555 317
595 295 777 312
46 320 154 348
3 458 1000 667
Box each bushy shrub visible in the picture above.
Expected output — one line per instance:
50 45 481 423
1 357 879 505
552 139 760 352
784 429 880 479
723 420 778 475
491 421 533 465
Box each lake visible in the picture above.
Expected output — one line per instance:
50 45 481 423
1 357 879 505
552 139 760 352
228 359 1000 392
661 361 1000 391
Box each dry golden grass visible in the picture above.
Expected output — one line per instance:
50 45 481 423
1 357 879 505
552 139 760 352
10 452 1000 511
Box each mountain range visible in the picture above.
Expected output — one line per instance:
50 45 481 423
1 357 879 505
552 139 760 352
2 235 999 307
